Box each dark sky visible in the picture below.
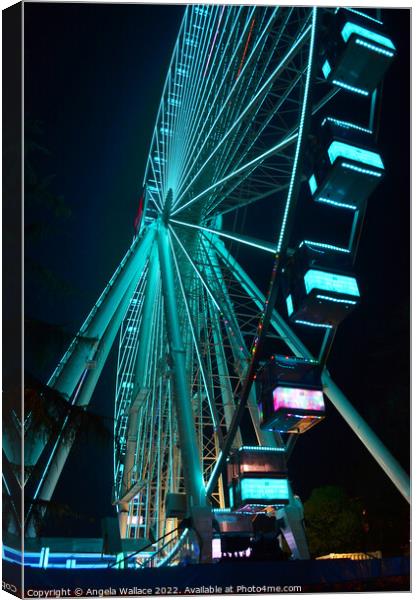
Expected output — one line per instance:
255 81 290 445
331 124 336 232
23 4 410 536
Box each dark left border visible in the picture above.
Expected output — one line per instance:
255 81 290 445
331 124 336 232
3 2 23 598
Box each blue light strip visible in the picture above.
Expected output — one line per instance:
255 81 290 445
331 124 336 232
332 79 369 96
341 161 383 177
43 548 50 569
341 22 396 50
277 9 317 252
301 240 350 254
344 8 383 25
304 269 360 297
317 294 357 305
316 197 357 211
239 445 286 453
327 141 384 169
3 545 126 569
355 38 394 58
321 117 372 134
295 320 333 329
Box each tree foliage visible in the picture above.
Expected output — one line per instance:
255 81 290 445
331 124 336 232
304 486 364 557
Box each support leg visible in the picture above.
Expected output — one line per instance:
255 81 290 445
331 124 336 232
277 489 310 560
157 223 212 562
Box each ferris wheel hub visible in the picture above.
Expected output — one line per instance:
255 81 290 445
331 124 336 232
162 188 174 225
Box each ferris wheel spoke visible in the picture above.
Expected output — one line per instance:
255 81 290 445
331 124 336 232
168 225 221 312
170 7 221 184
172 21 312 211
200 239 280 450
174 6 285 201
171 218 275 254
173 6 234 180
175 7 258 191
148 160 164 210
172 131 297 217
206 28 303 188
168 232 224 445
179 76 336 219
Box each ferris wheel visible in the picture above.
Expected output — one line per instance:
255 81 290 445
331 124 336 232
23 5 408 566
110 5 405 563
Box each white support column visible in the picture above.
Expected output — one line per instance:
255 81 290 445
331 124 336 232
118 245 161 536
157 223 212 563
277 487 310 560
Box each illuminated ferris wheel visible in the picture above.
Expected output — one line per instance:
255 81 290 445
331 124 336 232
22 5 408 566
110 5 405 563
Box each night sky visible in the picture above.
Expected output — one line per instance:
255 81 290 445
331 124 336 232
23 4 410 538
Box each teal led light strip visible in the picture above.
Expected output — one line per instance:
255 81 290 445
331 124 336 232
321 117 372 134
344 8 383 25
332 79 369 96
355 38 394 58
241 478 290 501
302 240 350 254
316 197 357 210
317 294 357 305
328 141 384 169
295 320 333 329
286 294 294 316
341 162 383 177
239 446 286 453
276 9 317 253
341 22 395 50
304 269 360 297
